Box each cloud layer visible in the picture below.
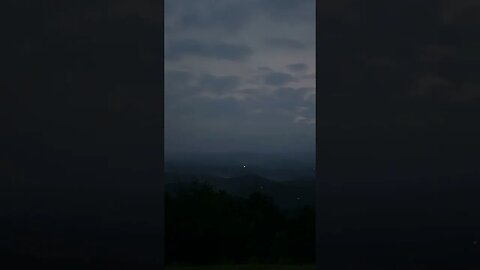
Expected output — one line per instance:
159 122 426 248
165 0 315 154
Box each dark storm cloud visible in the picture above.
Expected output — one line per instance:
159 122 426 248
165 39 253 61
286 63 309 73
199 74 241 95
263 72 298 86
264 38 310 50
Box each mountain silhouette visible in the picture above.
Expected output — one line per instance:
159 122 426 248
165 172 314 212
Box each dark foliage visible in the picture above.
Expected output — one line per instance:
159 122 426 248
165 181 315 266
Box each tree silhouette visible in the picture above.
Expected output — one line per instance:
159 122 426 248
165 180 315 266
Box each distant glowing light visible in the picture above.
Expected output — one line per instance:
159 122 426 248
243 165 246 168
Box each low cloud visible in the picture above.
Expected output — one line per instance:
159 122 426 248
199 74 241 96
294 116 315 125
286 63 309 73
263 72 298 86
166 39 253 61
264 38 310 50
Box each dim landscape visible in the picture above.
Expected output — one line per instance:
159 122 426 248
165 0 316 268
164 152 315 269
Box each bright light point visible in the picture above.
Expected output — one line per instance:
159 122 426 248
243 165 246 168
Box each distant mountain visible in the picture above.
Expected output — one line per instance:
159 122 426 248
165 151 315 181
165 172 315 212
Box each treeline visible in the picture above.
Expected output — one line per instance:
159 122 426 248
165 181 314 266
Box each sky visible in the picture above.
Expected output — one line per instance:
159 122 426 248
164 0 316 154
4 0 479 167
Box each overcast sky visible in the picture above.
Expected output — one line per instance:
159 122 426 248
8 0 480 170
164 0 315 154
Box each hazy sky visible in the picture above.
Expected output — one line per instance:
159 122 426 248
164 0 315 154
